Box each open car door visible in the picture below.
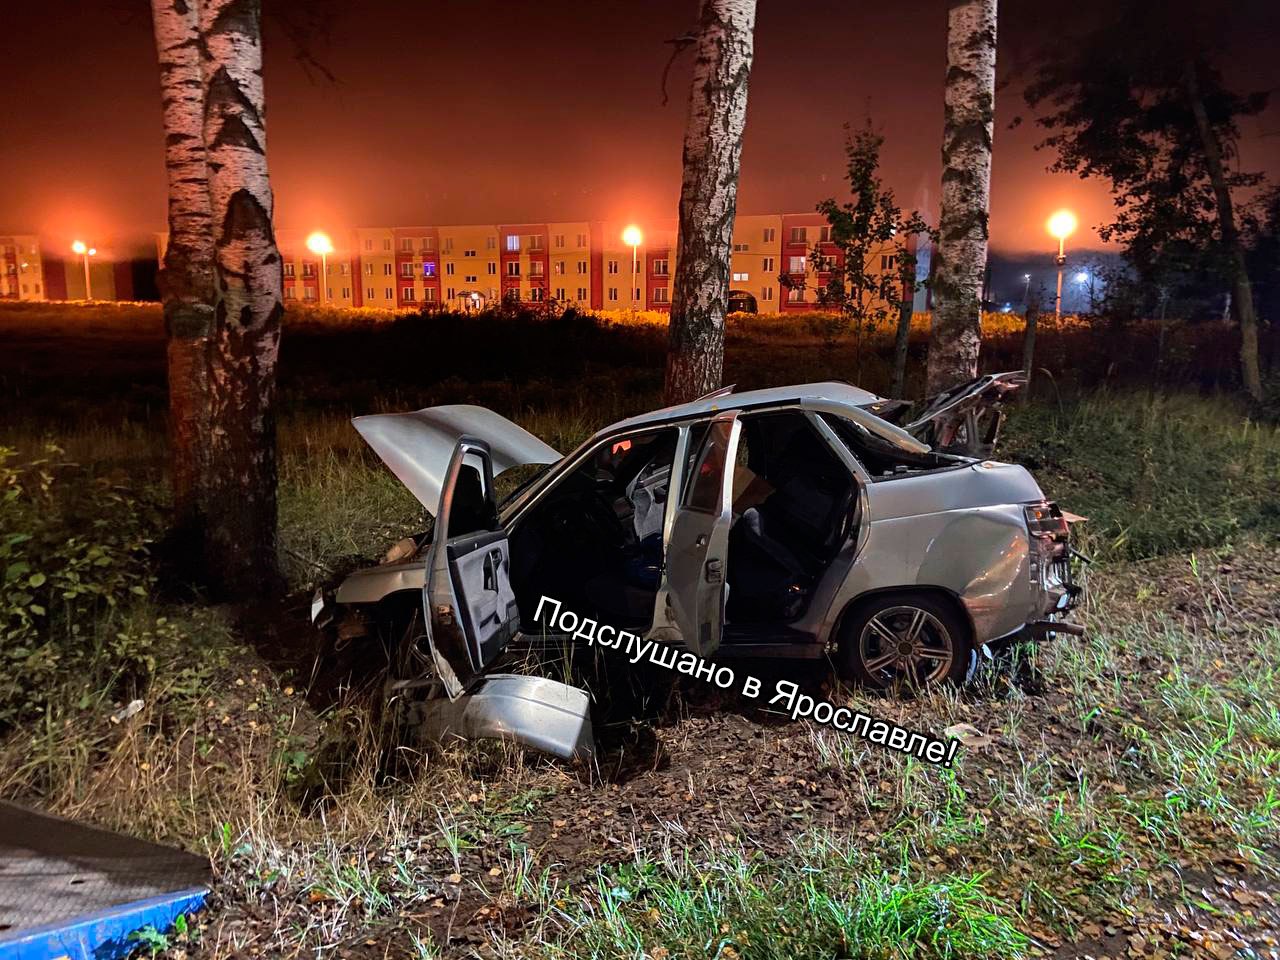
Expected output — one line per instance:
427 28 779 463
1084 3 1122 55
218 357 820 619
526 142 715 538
665 411 742 657
422 438 521 699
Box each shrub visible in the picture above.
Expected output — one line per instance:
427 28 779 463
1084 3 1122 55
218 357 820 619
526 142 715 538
0 445 163 731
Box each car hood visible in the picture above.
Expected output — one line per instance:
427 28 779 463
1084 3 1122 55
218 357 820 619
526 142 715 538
352 405 561 516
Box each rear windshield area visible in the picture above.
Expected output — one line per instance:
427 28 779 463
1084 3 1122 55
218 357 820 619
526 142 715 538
819 413 961 479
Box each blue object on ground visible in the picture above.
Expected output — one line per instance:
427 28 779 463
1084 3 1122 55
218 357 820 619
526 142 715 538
0 801 211 960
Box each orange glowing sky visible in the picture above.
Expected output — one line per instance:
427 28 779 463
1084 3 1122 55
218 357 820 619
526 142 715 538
2 0 1277 256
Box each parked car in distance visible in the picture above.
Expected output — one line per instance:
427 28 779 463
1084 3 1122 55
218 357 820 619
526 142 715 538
313 373 1083 761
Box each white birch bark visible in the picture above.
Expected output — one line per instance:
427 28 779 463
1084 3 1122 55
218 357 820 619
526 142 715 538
664 0 756 405
199 0 285 595
926 0 997 395
151 0 216 545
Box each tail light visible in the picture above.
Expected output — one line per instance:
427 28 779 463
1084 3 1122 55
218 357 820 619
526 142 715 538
1025 501 1070 554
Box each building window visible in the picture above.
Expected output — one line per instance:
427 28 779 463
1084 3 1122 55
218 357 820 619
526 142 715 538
555 287 566 300
506 261 520 276
302 263 315 278
635 287 642 302
364 239 373 251
402 287 416 301
465 274 477 283
732 243 748 252
486 236 496 249
577 260 588 274
529 261 544 276
607 260 618 274
652 258 669 276
367 287 375 300
652 287 669 303
446 262 456 276
303 287 316 301
340 262 350 275
788 255 806 274
422 237 434 251
505 235 520 252
819 226 831 242
554 261 566 274
447 287 455 300
383 239 392 251
787 287 805 303
732 272 749 282
365 263 373 275
444 238 455 253
531 287 545 302
761 287 774 302
284 286 296 299
763 227 776 242
385 287 394 299
424 287 436 301
790 227 807 243
381 263 392 276
487 261 497 275
464 249 476 257
341 287 351 299
327 287 334 299
881 254 897 271
763 257 775 272
528 235 544 250
423 262 436 278
400 262 414 277
576 233 588 247
554 234 565 248
608 287 618 301
284 263 295 277
400 238 414 251
577 287 587 300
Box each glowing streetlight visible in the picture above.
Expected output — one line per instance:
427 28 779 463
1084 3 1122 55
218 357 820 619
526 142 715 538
622 225 642 310
306 231 334 305
1046 210 1077 319
71 240 96 300
1022 272 1032 308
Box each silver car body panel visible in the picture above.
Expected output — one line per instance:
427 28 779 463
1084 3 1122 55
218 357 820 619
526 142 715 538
335 559 426 604
414 673 594 761
352 405 560 516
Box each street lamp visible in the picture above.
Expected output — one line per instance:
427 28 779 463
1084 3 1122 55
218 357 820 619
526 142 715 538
1046 210 1077 319
306 231 334 305
622 225 642 310
71 240 96 300
1022 272 1032 310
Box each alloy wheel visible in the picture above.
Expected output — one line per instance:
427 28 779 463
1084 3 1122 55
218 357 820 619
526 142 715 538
857 605 955 690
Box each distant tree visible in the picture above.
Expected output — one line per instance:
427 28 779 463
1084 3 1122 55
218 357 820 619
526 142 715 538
927 0 998 395
149 0 284 597
807 121 933 392
1023 0 1268 399
664 0 757 405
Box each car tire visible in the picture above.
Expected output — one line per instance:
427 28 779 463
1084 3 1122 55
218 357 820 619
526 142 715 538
838 592 972 693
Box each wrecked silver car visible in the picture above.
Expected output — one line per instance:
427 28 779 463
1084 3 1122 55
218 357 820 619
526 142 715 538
315 372 1083 761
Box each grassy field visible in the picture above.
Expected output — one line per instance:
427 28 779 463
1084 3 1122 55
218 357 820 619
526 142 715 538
2 301 1279 958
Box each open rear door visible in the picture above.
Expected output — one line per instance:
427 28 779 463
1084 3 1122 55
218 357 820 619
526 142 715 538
665 411 741 657
423 438 521 699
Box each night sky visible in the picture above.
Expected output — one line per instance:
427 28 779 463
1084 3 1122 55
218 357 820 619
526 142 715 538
4 0 1279 255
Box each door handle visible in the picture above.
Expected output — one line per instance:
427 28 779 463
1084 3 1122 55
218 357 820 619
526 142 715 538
695 534 708 547
705 558 723 583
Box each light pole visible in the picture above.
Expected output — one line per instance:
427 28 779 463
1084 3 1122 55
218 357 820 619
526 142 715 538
1022 273 1031 311
306 231 334 305
622 225 642 311
71 240 96 300
1046 210 1077 320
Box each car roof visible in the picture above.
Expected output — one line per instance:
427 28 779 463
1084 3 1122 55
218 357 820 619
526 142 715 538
601 381 885 435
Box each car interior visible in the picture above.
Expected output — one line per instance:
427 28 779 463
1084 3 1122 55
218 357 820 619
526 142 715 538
509 428 679 630
724 411 859 627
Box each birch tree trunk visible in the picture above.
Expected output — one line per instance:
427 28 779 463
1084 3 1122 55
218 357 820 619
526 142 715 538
926 0 996 395
891 259 916 396
1184 61 1263 401
151 0 216 552
664 0 756 405
199 0 285 597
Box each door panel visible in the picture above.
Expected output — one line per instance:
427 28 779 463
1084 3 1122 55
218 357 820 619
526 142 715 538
665 412 741 656
424 439 521 699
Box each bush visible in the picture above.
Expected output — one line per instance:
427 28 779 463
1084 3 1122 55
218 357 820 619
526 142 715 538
0 445 163 731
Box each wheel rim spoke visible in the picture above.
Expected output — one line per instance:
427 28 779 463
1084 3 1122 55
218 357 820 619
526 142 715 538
868 616 899 647
917 647 950 662
904 609 927 643
864 651 897 673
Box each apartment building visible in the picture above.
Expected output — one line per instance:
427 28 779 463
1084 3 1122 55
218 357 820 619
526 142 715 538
0 236 43 300
157 214 915 315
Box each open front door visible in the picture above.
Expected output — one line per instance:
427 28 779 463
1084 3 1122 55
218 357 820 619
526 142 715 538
665 411 741 657
423 438 521 699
